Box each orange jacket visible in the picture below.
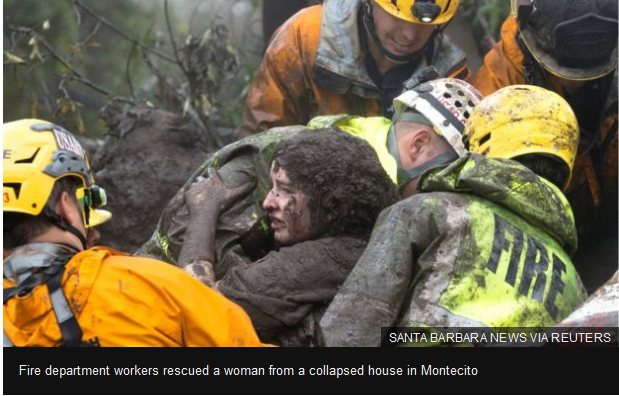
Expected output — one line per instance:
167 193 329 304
239 0 470 137
473 16 618 235
3 246 265 347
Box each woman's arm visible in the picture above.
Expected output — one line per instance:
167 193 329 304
178 168 254 288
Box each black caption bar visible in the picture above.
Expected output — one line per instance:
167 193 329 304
3 345 618 395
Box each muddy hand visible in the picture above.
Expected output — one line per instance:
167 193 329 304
184 168 255 214
184 175 212 214
206 168 256 212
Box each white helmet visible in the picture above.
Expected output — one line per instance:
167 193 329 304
393 78 482 156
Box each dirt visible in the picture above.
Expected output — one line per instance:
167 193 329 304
91 107 210 253
217 235 369 346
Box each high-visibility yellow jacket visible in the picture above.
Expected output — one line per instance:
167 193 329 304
3 245 265 347
322 154 588 346
473 16 618 236
238 0 470 137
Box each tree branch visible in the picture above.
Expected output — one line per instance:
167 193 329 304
164 0 190 83
8 25 134 104
68 76 133 104
475 6 497 50
125 40 138 100
141 50 184 103
73 0 177 64
79 21 102 48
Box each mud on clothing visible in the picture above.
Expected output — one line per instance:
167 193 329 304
472 16 618 237
321 154 587 346
218 236 367 346
138 116 398 266
238 0 470 137
3 243 264 347
137 127 306 273
138 120 395 346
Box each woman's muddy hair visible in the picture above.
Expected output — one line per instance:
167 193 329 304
272 128 398 238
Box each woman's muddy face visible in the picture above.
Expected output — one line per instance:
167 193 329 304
262 163 313 246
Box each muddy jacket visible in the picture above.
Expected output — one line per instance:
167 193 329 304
472 16 618 237
3 243 263 347
321 154 588 346
238 0 470 137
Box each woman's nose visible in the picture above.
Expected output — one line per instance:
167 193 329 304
262 189 276 210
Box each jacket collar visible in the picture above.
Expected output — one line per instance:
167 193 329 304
314 0 375 94
3 242 78 285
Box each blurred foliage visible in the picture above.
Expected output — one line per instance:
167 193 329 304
3 0 263 140
3 0 511 140
3 0 157 136
477 0 512 38
460 0 512 55
183 0 263 127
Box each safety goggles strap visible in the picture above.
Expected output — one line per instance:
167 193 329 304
419 92 465 133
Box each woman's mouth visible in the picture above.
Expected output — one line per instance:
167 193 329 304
270 217 285 230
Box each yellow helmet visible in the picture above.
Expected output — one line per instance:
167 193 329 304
374 0 459 24
463 85 579 189
3 119 105 227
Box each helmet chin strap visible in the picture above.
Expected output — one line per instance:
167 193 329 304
362 0 437 65
397 150 458 184
42 207 87 251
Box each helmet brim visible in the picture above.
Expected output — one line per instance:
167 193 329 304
521 28 618 81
